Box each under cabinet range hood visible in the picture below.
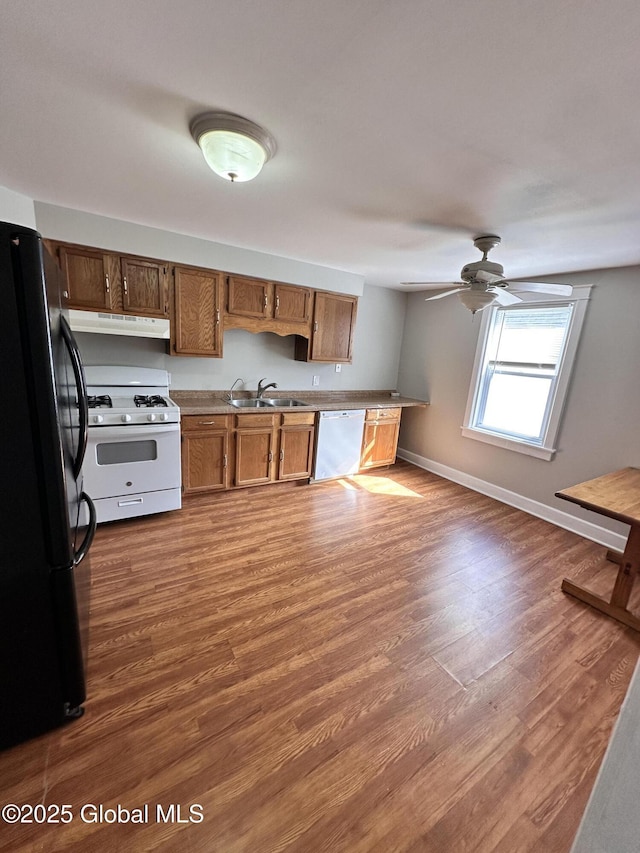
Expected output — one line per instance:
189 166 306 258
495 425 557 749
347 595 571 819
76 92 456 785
68 309 170 339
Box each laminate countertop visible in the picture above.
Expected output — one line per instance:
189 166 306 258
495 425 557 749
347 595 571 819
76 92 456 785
172 390 428 416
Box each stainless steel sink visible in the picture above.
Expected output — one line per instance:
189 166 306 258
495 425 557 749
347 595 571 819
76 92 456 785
262 398 310 407
229 398 272 408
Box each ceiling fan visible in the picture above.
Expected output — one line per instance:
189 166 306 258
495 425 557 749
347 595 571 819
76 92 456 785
404 235 573 314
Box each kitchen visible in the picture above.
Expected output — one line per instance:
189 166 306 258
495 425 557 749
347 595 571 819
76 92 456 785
3 196 640 853
3 1 640 850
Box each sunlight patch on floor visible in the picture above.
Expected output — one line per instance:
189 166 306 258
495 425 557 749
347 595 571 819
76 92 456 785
337 474 425 498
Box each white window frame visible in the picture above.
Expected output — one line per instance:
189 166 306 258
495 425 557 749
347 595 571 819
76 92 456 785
461 284 592 460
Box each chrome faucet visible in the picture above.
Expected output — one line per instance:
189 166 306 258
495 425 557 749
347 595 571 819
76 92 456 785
227 377 244 401
256 378 278 399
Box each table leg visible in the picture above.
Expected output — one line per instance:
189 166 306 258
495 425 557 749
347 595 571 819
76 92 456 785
562 524 640 632
611 525 640 607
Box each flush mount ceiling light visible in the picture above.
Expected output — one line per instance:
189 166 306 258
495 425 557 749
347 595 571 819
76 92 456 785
190 111 277 183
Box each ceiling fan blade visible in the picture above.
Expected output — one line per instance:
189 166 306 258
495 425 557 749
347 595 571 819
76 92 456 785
424 287 467 301
506 281 573 296
492 288 522 306
401 281 459 289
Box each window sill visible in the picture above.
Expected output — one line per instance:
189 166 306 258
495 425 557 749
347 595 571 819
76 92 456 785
460 426 556 461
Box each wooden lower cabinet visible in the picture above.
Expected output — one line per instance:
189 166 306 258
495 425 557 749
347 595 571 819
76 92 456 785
181 411 316 494
181 415 231 494
235 414 278 486
278 414 315 480
234 412 315 487
360 407 401 470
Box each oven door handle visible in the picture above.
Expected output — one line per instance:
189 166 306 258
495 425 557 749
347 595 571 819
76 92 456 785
60 315 89 479
74 492 97 566
89 423 180 440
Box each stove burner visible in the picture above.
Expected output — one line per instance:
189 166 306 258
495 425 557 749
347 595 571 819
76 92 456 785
88 395 113 409
134 394 168 408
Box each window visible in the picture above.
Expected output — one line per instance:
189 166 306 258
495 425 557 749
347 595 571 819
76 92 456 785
462 285 591 460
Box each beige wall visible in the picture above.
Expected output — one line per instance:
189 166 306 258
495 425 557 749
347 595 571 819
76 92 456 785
0 186 36 228
397 265 640 541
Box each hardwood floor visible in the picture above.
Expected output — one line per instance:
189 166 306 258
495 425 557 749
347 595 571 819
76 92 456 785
2 461 639 852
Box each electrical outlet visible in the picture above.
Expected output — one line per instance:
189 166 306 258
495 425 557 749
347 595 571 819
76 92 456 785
335 363 342 373
312 375 320 386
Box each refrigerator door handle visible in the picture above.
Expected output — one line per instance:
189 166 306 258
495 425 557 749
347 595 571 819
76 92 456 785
74 492 97 566
60 315 89 479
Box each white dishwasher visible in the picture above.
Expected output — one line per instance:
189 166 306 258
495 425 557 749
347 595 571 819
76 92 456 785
312 409 366 481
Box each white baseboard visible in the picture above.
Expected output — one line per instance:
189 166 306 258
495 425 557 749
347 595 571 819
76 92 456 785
396 448 628 553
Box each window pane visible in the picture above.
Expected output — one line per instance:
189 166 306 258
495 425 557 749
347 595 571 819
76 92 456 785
472 304 573 443
478 373 552 440
496 307 572 365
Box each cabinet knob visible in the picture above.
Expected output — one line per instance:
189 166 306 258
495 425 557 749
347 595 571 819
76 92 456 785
105 274 110 293
123 276 128 294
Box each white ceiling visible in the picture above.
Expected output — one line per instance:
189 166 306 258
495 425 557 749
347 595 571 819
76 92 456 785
2 0 640 289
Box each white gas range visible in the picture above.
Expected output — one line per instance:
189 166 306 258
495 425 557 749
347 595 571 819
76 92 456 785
81 366 181 523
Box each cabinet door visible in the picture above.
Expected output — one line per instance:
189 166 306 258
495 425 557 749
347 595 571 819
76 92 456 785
227 275 270 319
182 429 229 493
274 284 312 324
310 292 357 362
172 267 222 357
235 428 276 486
59 246 113 310
278 426 315 480
121 257 168 317
360 419 400 469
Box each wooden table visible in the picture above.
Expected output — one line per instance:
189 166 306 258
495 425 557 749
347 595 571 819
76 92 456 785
556 468 640 631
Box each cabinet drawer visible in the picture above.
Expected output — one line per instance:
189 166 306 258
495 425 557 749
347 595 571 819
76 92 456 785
182 414 231 431
281 411 316 426
235 413 277 428
365 407 401 422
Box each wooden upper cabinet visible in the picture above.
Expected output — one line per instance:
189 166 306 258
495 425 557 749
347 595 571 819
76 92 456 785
58 246 113 310
171 266 222 358
274 283 311 324
53 241 170 318
296 291 358 363
121 257 168 317
225 275 313 337
227 275 270 319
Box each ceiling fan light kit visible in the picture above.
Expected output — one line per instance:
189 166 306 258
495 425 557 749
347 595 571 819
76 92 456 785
190 111 277 182
458 288 499 314
416 235 573 315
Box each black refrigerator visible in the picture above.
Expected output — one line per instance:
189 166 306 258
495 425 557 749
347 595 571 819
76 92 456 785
0 221 96 750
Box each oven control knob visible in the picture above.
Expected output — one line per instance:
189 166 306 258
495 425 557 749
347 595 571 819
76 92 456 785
121 414 132 423
93 414 104 424
147 413 157 422
159 412 169 421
